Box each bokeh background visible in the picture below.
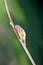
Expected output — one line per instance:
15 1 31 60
0 0 43 65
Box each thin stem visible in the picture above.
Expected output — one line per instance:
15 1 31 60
4 0 36 65
4 0 14 29
19 40 36 65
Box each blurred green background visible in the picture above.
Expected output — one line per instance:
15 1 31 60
0 0 43 65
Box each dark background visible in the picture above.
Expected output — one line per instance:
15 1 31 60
0 0 43 65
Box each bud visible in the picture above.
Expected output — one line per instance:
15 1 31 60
14 25 26 45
